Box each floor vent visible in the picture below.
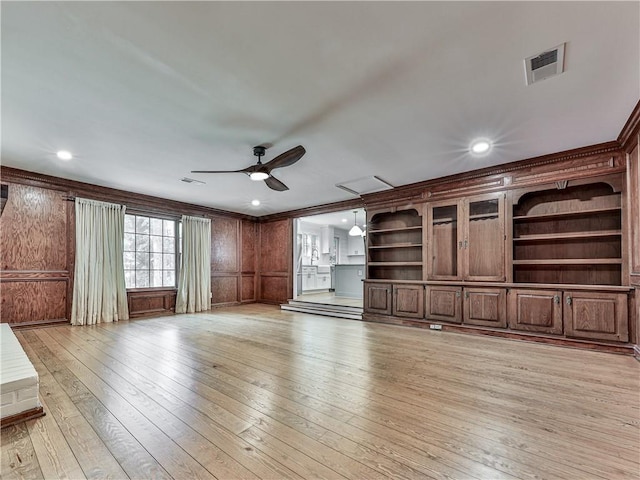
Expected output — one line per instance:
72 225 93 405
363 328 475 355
525 43 565 85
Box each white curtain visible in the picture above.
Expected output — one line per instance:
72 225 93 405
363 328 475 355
71 198 129 325
175 215 211 314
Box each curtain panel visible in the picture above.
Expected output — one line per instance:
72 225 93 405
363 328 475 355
71 198 129 325
175 215 211 314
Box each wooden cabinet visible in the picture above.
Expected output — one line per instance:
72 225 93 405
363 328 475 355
512 177 623 286
426 193 505 282
507 288 563 334
364 282 392 315
463 287 507 328
367 207 423 281
564 292 628 342
508 288 628 341
425 285 462 323
392 284 424 318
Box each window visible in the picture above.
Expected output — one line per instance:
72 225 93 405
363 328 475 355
123 214 178 289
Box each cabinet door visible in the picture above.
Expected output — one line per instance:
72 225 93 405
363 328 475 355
507 289 563 334
393 284 424 318
427 201 462 280
316 274 330 289
302 268 316 290
463 287 507 328
464 194 505 281
364 283 392 315
563 292 628 342
425 286 462 323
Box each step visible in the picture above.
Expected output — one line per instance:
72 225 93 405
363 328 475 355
281 300 363 320
286 300 363 314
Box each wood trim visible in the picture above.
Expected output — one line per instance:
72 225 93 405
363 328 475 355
361 142 622 206
1 407 45 429
634 344 640 361
362 312 634 355
363 278 634 292
618 99 640 152
0 270 69 281
258 197 364 223
0 166 257 221
7 318 68 329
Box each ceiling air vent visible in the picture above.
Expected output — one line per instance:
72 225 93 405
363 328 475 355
525 43 565 85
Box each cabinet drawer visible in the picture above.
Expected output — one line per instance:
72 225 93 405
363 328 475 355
425 286 462 323
463 287 506 328
563 292 628 342
393 284 424 318
507 289 563 334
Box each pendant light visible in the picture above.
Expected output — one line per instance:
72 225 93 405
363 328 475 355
349 210 363 236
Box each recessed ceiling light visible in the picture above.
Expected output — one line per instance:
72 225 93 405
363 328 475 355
470 139 492 156
341 218 348 223
56 150 73 161
251 199 260 206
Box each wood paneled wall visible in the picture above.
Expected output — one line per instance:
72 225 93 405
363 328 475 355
0 168 259 325
210 216 259 306
258 219 292 304
0 183 70 325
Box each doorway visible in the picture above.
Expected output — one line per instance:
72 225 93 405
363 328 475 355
293 209 366 308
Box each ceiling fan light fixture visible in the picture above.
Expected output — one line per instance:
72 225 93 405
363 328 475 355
249 171 269 181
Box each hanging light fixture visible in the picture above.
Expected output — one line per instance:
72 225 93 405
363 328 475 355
349 210 363 236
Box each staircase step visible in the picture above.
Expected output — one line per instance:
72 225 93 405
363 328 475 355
286 300 362 313
280 304 362 320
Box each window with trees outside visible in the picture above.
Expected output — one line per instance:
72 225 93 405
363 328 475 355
123 214 179 289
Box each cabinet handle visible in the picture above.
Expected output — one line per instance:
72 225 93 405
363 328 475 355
464 240 468 249
553 295 560 304
458 241 463 249
456 291 461 298
566 296 572 306
464 291 469 299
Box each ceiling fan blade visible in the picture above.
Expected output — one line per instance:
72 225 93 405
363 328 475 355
264 175 289 191
263 145 306 171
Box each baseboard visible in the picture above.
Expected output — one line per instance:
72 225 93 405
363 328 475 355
362 313 635 355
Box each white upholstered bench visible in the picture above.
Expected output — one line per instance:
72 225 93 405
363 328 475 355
1 323 44 428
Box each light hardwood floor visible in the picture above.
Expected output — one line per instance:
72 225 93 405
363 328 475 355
2 304 639 479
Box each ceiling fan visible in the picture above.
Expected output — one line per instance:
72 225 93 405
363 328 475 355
191 145 305 191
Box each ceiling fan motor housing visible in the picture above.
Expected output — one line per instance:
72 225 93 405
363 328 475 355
253 146 266 158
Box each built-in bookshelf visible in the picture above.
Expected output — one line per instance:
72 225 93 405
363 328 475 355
367 208 423 280
512 182 622 285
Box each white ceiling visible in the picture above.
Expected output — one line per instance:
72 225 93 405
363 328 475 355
299 208 366 232
2 2 638 217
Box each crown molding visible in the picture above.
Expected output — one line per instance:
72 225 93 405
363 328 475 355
0 166 258 222
618 99 640 152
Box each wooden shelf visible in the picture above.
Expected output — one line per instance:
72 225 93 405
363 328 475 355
513 258 622 265
513 230 622 241
431 218 456 225
469 213 499 221
369 243 422 249
368 262 423 266
369 226 422 234
513 206 621 221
